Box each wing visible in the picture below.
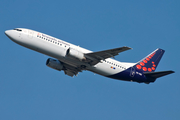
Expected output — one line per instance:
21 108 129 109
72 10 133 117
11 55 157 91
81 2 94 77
85 46 131 65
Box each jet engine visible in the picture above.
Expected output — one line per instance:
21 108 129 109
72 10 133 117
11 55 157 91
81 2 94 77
66 48 86 61
46 58 63 71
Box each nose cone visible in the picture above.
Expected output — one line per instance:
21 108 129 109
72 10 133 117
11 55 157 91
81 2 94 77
5 29 21 45
5 30 18 42
5 30 14 39
5 30 11 37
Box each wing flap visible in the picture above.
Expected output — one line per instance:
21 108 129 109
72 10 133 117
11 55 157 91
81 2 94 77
62 63 83 77
64 70 79 77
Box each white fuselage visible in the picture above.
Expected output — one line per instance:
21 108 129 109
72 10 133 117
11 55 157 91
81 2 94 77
5 28 135 77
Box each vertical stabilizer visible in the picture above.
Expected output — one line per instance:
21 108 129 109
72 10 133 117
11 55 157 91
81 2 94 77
135 48 165 72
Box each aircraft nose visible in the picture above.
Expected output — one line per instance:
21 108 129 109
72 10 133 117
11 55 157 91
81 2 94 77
5 30 18 42
5 30 11 37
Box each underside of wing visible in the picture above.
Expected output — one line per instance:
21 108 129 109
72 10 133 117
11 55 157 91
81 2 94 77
84 46 131 65
62 63 84 77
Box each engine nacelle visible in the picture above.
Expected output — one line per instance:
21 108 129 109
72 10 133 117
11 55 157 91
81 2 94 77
67 48 86 61
46 58 63 71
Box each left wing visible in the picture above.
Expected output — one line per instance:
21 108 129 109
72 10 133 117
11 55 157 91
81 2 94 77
84 46 131 65
62 63 83 77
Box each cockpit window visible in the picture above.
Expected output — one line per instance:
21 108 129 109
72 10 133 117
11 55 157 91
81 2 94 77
14 28 22 31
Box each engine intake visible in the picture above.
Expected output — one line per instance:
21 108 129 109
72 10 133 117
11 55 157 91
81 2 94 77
67 48 86 61
46 58 63 71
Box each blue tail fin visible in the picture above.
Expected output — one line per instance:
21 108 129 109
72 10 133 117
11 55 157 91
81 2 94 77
135 48 165 72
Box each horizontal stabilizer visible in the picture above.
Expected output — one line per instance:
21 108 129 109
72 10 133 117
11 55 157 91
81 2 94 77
144 70 174 79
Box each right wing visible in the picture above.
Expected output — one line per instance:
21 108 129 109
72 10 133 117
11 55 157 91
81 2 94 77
84 46 131 65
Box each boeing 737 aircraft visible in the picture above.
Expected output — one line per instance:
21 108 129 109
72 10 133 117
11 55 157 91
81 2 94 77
5 28 174 84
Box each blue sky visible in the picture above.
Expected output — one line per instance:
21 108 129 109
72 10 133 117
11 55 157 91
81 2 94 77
0 0 179 120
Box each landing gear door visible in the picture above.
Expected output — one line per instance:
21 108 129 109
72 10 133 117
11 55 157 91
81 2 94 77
130 67 135 77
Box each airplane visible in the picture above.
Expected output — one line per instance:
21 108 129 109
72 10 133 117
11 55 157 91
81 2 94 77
5 28 174 84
